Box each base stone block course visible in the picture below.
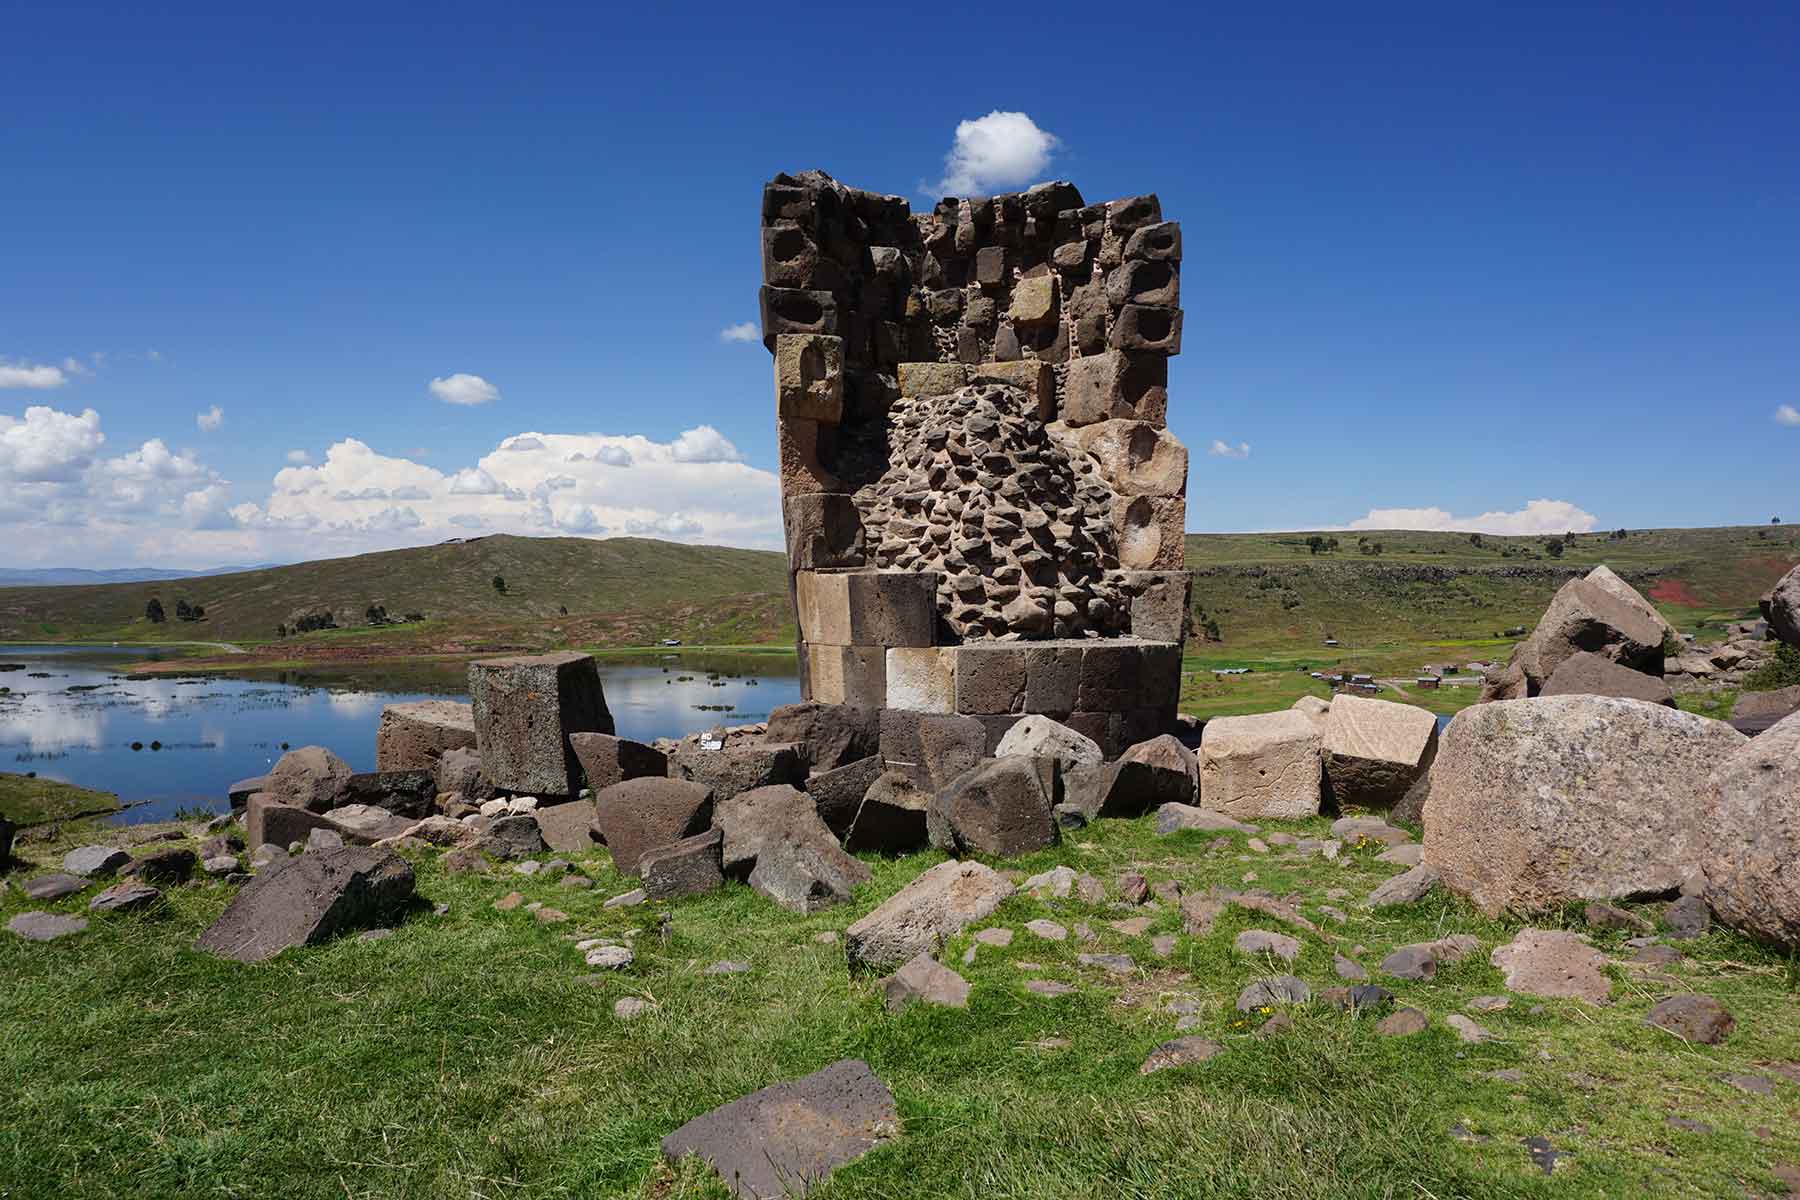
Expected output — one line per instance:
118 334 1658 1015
469 652 613 797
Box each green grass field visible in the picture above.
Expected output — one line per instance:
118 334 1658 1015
3 809 1795 1198
0 773 121 826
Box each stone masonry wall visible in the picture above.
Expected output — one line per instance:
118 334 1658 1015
761 170 1190 752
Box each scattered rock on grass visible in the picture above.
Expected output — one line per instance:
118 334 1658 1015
194 847 414 963
7 912 88 941
1237 975 1310 1011
1445 1014 1491 1043
1489 928 1611 1003
1645 994 1735 1044
1376 1008 1429 1037
1025 979 1075 997
585 945 634 969
21 873 86 901
88 881 159 913
1366 865 1440 908
1140 1036 1223 1075
660 1059 897 1200
879 953 970 1011
1663 895 1711 940
1024 919 1068 942
63 846 130 878
845 860 1013 972
1235 930 1300 962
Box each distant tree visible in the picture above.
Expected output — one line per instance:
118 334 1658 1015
145 598 165 624
191 604 204 620
1545 539 1564 558
1468 533 1484 548
559 604 569 615
1306 535 1325 555
365 604 388 625
174 599 195 621
1775 517 1784 525
1326 536 1340 552
1201 616 1222 642
403 612 425 623
1610 528 1628 541
275 623 288 638
492 575 507 595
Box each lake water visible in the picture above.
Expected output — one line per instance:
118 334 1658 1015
0 645 800 823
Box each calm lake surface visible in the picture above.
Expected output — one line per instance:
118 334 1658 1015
0 644 799 823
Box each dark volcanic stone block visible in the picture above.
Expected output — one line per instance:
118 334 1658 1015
533 799 599 855
759 286 839 348
660 1059 898 1198
783 493 865 570
879 709 985 791
570 732 668 793
194 846 414 963
641 828 725 900
671 742 806 805
592 778 714 877
808 754 884 838
1023 645 1083 713
1108 304 1182 354
374 700 477 773
246 794 335 851
766 702 879 772
468 652 613 797
342 770 437 819
954 644 1028 715
928 756 1060 858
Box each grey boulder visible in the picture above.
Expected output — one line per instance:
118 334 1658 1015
194 846 415 962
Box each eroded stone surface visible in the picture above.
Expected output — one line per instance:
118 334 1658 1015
1199 710 1322 819
1489 928 1611 1003
845 860 1013 971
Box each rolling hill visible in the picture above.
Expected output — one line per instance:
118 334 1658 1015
0 535 790 645
0 525 1791 655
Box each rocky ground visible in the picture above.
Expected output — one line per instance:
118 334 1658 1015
4 801 1797 1198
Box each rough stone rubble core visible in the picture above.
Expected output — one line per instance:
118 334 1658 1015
761 170 1190 749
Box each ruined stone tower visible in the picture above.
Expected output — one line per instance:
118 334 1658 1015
761 170 1189 772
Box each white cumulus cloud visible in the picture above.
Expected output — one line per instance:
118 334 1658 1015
934 111 1061 196
1342 499 1599 536
285 449 311 464
428 373 500 406
196 405 223 432
0 360 70 389
669 424 742 464
1777 404 1800 427
569 445 632 467
1208 440 1251 459
719 322 759 344
0 405 105 481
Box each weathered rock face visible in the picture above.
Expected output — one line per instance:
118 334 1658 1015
533 799 598 855
879 953 970 1011
1321 694 1438 811
1423 696 1746 916
1761 564 1800 647
660 1058 898 1199
1199 710 1322 819
592 778 713 877
1701 711 1800 948
993 714 1102 773
845 771 929 855
194 846 414 963
1060 759 1191 823
1119 734 1199 799
927 757 1059 857
1539 650 1675 706
765 702 879 772
1732 685 1800 725
1507 569 1669 695
671 742 807 805
1488 928 1611 1003
435 746 489 801
808 755 883 838
374 700 477 773
265 746 353 813
245 794 335 850
845 859 1015 971
1584 564 1679 646
714 785 867 912
641 828 725 900
568 732 668 793
468 652 613 796
341 770 437 818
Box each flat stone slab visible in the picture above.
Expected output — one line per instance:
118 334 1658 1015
8 912 88 941
1490 928 1611 1003
63 845 130 878
21 873 88 901
1140 1036 1223 1075
194 846 414 963
661 1058 898 1199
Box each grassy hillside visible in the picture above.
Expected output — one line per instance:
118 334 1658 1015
0 536 791 645
1183 525 1798 651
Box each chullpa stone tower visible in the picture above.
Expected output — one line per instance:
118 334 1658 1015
760 170 1190 780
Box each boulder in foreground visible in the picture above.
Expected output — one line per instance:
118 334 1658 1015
195 846 414 963
1199 709 1322 819
1321 693 1438 811
661 1058 898 1199
264 746 353 813
374 700 476 772
1539 650 1674 706
1423 696 1744 916
1702 711 1800 949
927 756 1058 857
1764 563 1800 647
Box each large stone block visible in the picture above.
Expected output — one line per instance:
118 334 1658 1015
758 286 838 347
1104 259 1179 309
774 333 844 423
1423 696 1747 917
928 756 1060 858
265 746 352 813
796 570 937 647
468 652 612 796
761 221 822 289
1066 419 1187 497
879 709 985 791
765 701 879 772
777 416 840 495
808 754 883 838
1061 351 1168 427
885 648 956 714
1702 711 1800 948
1766 564 1800 647
1124 571 1191 642
641 828 725 900
954 643 1028 715
195 846 414 963
1077 639 1181 712
341 770 436 818
1113 494 1186 570
1539 650 1675 706
968 361 1055 420
1322 694 1440 811
806 644 887 708
1022 643 1083 712
1061 758 1193 822
245 793 335 850
897 361 969 397
374 701 477 773
592 778 714 877
845 859 1014 971
569 732 669 793
670 742 806 805
1107 304 1182 354
533 799 599 856
1008 274 1058 328
1199 710 1323 820
1510 574 1668 693
783 493 864 570
1107 194 1163 232
1124 221 1181 262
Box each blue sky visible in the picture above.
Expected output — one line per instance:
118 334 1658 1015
2 1 1796 567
